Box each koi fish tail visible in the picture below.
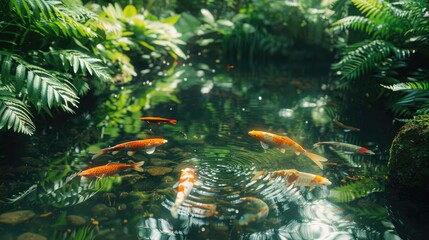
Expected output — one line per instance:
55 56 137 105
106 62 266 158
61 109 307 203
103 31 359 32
170 204 179 218
90 148 109 159
169 119 177 125
132 161 145 172
304 151 328 169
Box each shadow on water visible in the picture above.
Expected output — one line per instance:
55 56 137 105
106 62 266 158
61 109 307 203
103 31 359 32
0 58 405 239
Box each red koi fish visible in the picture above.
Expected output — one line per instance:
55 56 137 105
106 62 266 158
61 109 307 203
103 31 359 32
313 141 375 155
271 169 332 188
226 64 235 71
90 138 168 159
140 116 177 125
78 161 144 178
248 130 328 169
171 168 196 218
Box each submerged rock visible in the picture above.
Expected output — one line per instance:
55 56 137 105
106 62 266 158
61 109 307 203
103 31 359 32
0 210 35 225
145 167 173 176
67 215 86 226
387 114 429 240
16 232 47 240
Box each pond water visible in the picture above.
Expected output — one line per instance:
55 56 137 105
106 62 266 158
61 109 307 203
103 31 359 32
0 55 404 239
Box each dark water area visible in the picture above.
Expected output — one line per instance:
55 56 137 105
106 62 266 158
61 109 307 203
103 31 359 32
0 57 407 239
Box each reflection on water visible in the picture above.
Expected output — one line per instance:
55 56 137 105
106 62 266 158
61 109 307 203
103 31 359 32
0 59 403 239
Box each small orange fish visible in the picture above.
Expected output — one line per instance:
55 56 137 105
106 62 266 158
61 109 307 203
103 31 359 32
90 138 168 159
248 130 328 169
78 161 144 178
226 64 235 71
174 59 183 66
171 168 196 218
140 116 177 125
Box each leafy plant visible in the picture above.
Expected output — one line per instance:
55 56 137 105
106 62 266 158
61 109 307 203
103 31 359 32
0 0 113 135
328 178 384 203
331 0 429 118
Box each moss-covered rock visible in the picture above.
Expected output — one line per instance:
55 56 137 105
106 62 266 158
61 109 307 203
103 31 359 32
388 114 429 190
387 114 429 240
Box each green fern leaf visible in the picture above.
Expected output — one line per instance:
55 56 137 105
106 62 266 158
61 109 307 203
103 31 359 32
332 16 376 35
328 178 384 203
0 90 35 135
381 81 429 91
43 50 111 82
332 40 411 81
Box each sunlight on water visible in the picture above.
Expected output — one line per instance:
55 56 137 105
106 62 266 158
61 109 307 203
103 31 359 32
0 61 402 240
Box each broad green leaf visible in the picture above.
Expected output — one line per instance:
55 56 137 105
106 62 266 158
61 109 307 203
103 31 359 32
123 5 137 17
161 15 181 25
201 9 215 24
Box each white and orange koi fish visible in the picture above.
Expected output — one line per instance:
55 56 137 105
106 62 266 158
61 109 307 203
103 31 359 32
90 138 168 159
313 141 375 155
271 169 332 188
171 168 196 219
238 196 269 226
248 130 328 169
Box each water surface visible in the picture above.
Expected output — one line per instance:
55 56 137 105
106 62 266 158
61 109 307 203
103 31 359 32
0 57 402 239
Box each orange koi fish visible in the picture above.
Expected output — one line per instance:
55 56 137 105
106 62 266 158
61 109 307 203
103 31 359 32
171 168 196 218
248 130 328 169
140 116 177 125
238 197 269 226
78 161 144 178
271 169 332 188
226 64 235 71
313 141 375 155
90 138 168 159
333 119 360 132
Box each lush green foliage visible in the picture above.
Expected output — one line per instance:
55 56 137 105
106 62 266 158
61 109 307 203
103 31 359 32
0 0 185 135
175 0 336 64
332 0 429 117
0 0 111 135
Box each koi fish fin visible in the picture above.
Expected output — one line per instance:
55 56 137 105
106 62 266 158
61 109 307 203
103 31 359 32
145 147 156 154
127 151 136 156
251 171 265 181
90 148 108 159
112 150 120 155
259 141 269 150
304 151 328 169
294 151 300 155
172 181 179 188
170 204 179 218
169 119 177 125
279 148 286 153
132 161 145 172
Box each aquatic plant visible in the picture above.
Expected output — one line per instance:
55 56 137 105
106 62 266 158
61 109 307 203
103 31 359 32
328 178 384 203
8 170 122 208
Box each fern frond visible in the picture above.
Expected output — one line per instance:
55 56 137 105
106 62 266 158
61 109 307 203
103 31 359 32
352 0 407 23
0 51 79 112
381 81 429 91
328 178 384 203
10 0 97 38
0 90 36 135
43 49 111 82
332 16 377 35
332 40 412 80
